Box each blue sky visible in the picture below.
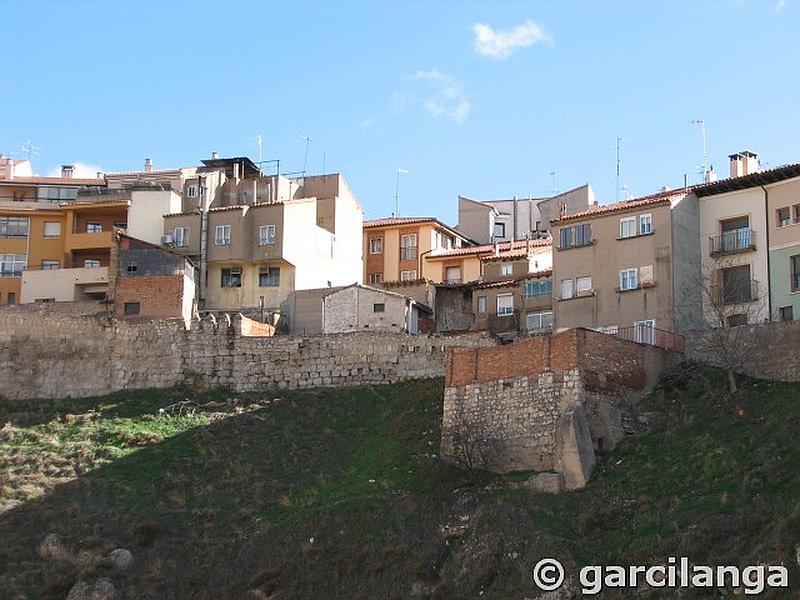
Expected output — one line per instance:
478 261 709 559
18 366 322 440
2 1 797 224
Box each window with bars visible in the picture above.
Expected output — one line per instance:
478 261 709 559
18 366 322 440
258 266 280 287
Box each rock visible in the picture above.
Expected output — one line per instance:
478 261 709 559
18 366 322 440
38 533 72 562
555 407 596 490
508 472 565 494
66 578 118 600
107 548 133 571
795 544 800 567
637 411 659 425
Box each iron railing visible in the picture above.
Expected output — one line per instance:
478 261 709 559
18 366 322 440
709 229 756 255
615 325 685 352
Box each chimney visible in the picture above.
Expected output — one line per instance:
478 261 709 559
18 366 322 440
729 151 760 178
211 151 219 160
494 242 500 257
144 158 153 172
61 165 74 179
704 167 718 183
96 171 103 179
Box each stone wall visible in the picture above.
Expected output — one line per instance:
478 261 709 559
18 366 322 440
685 320 800 382
442 329 680 489
0 310 495 401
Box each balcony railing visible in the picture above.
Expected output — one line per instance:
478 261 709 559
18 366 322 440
400 246 418 261
709 229 756 256
615 325 685 352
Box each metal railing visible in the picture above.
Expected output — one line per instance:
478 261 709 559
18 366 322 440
709 229 756 255
615 325 685 352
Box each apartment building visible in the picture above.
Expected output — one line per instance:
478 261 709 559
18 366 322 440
456 184 595 244
362 217 472 284
0 160 107 304
472 239 553 336
692 154 800 326
164 162 363 319
552 189 687 339
424 238 547 285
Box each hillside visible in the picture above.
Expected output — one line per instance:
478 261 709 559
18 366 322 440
0 364 799 599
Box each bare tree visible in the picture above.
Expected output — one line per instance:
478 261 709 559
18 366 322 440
444 400 502 471
691 256 769 394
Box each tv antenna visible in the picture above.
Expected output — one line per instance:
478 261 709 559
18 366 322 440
299 135 315 174
394 168 409 217
21 141 41 162
615 136 629 201
691 119 708 181
550 170 557 194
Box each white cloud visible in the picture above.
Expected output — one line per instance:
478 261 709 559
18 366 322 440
776 0 786 11
409 70 471 124
46 162 103 178
473 20 552 59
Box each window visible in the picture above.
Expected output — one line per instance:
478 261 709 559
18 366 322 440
368 273 383 284
124 302 140 316
777 207 791 228
173 227 188 248
373 303 385 313
477 296 486 314
186 185 197 198
259 224 276 246
41 260 59 270
369 237 383 254
0 254 26 276
84 259 101 268
620 268 638 291
37 187 77 203
619 216 636 239
795 205 800 224
524 278 552 298
634 319 656 345
221 267 242 288
500 263 513 276
560 278 574 300
126 263 138 273
43 221 61 238
258 266 280 287
559 226 573 249
401 270 417 281
526 310 553 330
496 293 514 316
86 222 103 233
640 214 652 235
727 313 747 327
718 216 752 252
779 306 794 321
576 276 593 295
0 217 29 238
215 224 231 245
720 265 753 303
400 234 417 260
35 298 55 303
493 222 506 239
445 266 461 284
791 255 800 292
6 292 15 304
574 223 592 247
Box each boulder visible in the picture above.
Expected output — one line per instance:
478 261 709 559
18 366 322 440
66 578 118 600
38 533 72 562
555 407 596 490
107 548 133 571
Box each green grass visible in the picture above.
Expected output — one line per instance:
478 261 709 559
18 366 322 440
0 366 799 599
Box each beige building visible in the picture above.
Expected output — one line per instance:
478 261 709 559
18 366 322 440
321 283 431 334
552 189 687 339
456 184 595 244
363 217 472 284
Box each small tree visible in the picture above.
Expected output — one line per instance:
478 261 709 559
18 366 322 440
692 257 769 394
445 400 502 471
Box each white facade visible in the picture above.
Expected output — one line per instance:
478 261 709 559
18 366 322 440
127 190 183 244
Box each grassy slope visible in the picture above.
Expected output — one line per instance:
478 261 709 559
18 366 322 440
0 364 798 599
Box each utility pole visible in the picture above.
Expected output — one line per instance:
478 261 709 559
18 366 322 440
616 136 622 202
394 168 409 217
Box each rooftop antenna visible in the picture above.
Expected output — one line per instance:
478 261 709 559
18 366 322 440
394 168 409 217
550 170 557 194
691 119 708 181
299 134 314 174
21 140 41 162
256 134 263 174
615 136 629 201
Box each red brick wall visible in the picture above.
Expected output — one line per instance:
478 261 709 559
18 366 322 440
577 329 648 392
114 276 184 319
445 330 580 387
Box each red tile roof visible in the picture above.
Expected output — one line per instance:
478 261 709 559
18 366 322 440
552 189 689 224
474 269 553 289
0 176 105 186
425 237 552 260
363 216 439 228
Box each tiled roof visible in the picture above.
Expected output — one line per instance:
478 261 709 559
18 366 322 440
474 269 553 289
552 189 689 224
425 237 552 260
0 176 105 186
208 205 247 212
694 161 800 196
363 216 438 228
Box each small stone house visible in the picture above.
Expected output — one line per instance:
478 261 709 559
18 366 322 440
321 283 432 334
110 232 197 327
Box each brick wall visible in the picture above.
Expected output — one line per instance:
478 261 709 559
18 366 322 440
0 312 495 401
114 276 184 319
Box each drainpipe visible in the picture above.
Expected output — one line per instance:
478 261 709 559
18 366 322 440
761 184 772 321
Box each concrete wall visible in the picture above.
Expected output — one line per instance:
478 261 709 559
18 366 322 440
0 310 495 401
671 192 703 331
127 190 182 245
20 267 109 303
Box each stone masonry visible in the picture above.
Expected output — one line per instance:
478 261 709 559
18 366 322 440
442 329 680 489
0 308 495 401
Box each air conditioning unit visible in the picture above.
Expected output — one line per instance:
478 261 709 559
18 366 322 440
161 234 174 246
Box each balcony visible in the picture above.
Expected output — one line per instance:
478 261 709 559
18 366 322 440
65 230 114 251
708 229 756 256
